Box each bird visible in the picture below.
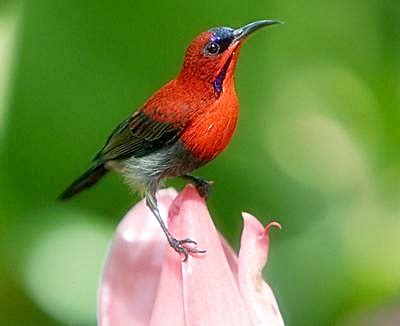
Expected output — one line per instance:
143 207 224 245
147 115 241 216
59 20 280 261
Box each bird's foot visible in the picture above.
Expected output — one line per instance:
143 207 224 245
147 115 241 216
194 179 213 198
183 175 214 198
168 237 206 262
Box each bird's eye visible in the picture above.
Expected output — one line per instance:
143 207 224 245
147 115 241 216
204 42 220 56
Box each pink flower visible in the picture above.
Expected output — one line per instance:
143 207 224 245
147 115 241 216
98 185 284 326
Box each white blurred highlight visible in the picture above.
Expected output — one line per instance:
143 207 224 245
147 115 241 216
264 64 378 194
0 7 19 145
22 211 112 324
266 112 368 193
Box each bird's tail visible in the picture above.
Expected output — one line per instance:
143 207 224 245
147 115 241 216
58 162 108 200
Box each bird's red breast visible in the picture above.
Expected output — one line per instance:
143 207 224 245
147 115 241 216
179 82 238 162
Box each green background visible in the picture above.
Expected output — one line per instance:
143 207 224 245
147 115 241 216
1 0 399 324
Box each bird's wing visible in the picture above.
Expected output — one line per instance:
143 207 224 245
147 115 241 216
94 111 183 162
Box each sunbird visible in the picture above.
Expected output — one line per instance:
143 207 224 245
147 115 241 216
59 20 280 260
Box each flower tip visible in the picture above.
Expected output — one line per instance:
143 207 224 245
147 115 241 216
241 212 282 238
182 183 203 199
241 211 258 222
265 221 282 233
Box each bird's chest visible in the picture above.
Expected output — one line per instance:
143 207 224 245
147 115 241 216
180 94 239 162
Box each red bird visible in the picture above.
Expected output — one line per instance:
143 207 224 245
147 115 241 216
59 20 280 260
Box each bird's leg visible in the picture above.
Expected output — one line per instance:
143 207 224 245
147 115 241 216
145 191 206 262
182 174 213 198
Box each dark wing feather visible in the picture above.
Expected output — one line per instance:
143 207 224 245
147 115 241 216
94 111 182 162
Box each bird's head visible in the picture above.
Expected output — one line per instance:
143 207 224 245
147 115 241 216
178 20 280 95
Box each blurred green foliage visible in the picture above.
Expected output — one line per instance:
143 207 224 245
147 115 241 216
0 0 400 325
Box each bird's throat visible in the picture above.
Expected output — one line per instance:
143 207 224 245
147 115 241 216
213 52 234 97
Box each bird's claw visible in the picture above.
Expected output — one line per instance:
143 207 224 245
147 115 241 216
182 175 214 199
195 180 213 199
179 238 197 245
168 237 206 262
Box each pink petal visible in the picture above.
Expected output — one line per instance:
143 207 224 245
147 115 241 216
167 185 253 326
98 188 178 326
149 237 185 326
238 212 284 326
220 234 239 279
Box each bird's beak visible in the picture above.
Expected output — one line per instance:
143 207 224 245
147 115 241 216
233 20 281 43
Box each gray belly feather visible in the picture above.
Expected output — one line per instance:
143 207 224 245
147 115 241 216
106 141 202 193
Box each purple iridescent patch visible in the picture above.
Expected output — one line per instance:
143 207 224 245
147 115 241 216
213 53 233 96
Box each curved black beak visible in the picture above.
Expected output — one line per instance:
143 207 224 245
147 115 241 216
233 20 281 42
